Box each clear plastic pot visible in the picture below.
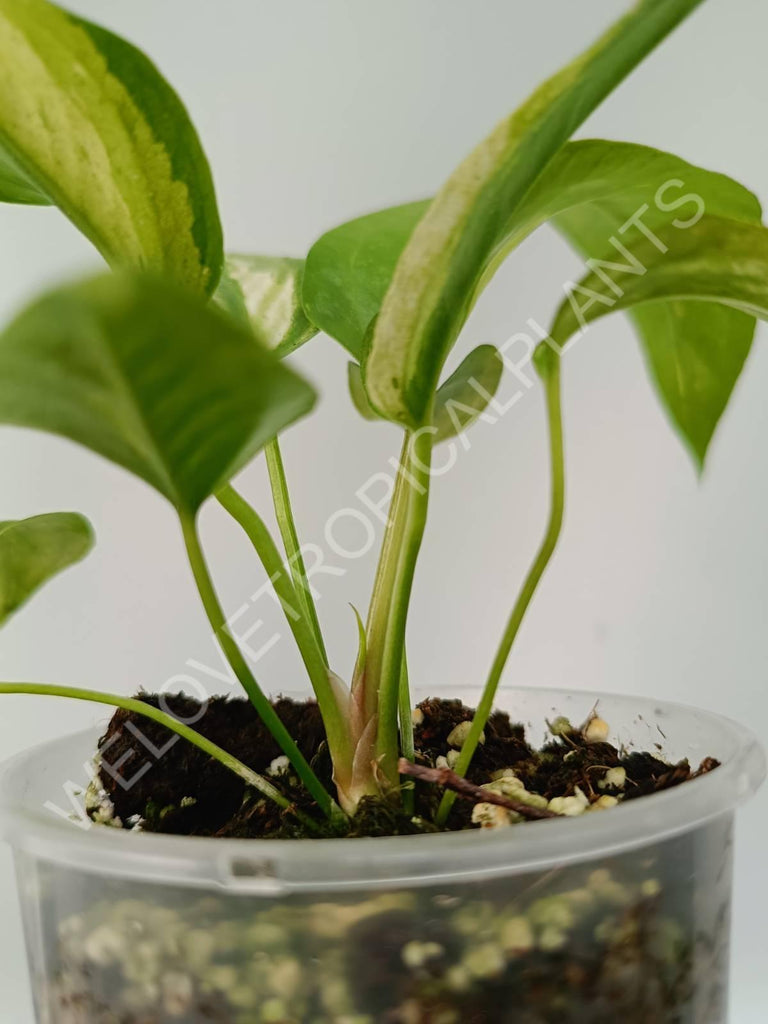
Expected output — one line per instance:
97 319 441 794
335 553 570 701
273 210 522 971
0 687 764 1024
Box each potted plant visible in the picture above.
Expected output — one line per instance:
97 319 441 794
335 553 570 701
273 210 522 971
0 0 765 1020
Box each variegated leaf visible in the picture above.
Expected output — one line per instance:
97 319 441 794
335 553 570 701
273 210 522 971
224 255 317 357
363 0 705 428
0 0 222 293
549 216 768 369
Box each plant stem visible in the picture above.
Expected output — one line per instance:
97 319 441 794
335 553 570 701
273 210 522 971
265 438 328 664
216 484 353 775
399 655 415 815
359 435 409 725
0 683 323 833
376 425 434 789
436 349 565 826
179 512 343 822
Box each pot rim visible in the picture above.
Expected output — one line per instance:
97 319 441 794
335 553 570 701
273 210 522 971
0 686 764 895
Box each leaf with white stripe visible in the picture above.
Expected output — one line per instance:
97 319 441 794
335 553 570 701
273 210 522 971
363 0 705 428
303 201 429 359
224 255 317 357
0 0 222 293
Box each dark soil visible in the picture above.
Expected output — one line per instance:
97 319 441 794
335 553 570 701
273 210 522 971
93 694 718 840
64 700 726 1022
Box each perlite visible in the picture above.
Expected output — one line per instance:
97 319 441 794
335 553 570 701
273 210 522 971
471 802 514 828
548 787 590 816
447 720 484 748
499 916 534 954
462 942 507 979
599 766 627 790
401 940 445 970
161 972 194 1016
583 716 610 743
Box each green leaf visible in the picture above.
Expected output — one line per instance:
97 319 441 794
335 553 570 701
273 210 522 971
348 344 503 444
0 146 50 205
550 161 762 466
548 215 768 458
304 202 429 359
507 139 761 271
550 215 768 341
0 513 93 626
223 255 317 357
362 0 705 428
305 136 761 465
0 0 222 293
347 363 380 422
432 344 504 443
303 141 761 366
628 301 754 466
0 273 316 515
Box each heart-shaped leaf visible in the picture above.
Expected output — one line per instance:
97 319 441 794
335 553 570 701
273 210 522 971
0 0 222 293
361 0 705 428
502 139 761 278
305 138 759 466
548 217 768 448
348 344 503 444
222 255 317 357
0 273 317 515
550 163 761 467
628 303 754 468
304 141 760 363
0 513 93 626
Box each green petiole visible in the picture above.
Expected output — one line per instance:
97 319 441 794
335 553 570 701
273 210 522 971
0 682 323 834
375 425 435 789
398 655 416 815
265 438 329 665
437 348 565 826
216 483 354 784
179 511 344 824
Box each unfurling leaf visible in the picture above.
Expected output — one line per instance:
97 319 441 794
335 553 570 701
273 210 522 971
0 513 93 626
0 0 222 293
350 604 368 689
222 255 317 357
0 273 317 515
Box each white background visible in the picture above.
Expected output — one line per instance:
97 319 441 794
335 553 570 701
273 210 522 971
0 1 766 1019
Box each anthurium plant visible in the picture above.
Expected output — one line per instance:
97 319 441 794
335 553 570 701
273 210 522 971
0 0 764 833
